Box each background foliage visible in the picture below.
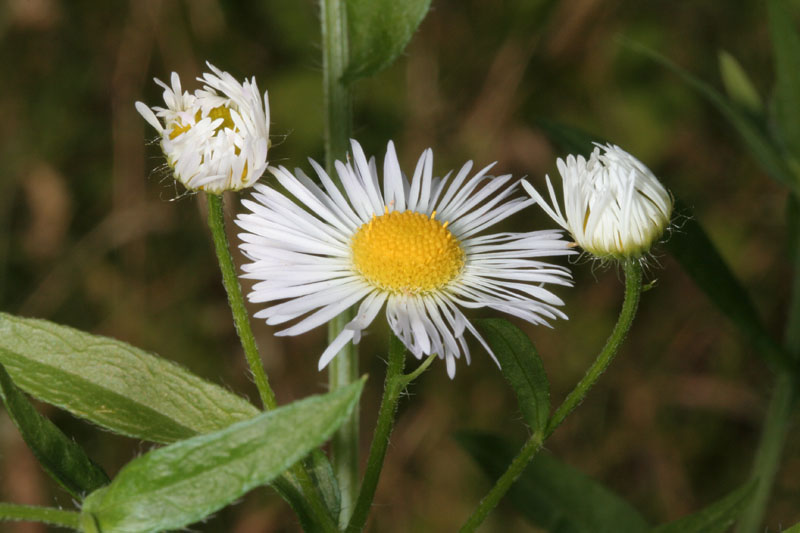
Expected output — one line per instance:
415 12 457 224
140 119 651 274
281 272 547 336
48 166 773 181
0 0 797 530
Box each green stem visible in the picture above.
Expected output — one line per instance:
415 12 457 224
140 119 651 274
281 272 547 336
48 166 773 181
736 195 800 533
321 0 359 525
546 259 643 434
208 193 338 530
0 503 79 529
346 336 407 533
460 259 643 532
735 372 794 533
206 193 277 410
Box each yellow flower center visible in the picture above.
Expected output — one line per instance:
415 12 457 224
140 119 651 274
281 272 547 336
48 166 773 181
351 209 465 294
168 105 236 140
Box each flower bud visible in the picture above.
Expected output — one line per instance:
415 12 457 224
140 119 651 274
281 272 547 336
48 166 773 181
523 143 672 259
135 63 270 194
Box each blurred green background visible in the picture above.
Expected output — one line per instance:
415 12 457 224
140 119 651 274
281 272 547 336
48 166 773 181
0 0 798 531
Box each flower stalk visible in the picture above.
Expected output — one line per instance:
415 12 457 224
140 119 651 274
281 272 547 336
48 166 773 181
460 259 643 532
0 504 80 529
320 0 359 524
206 192 278 410
346 341 436 532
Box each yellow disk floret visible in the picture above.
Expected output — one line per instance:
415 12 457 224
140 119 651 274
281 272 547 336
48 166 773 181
351 209 465 294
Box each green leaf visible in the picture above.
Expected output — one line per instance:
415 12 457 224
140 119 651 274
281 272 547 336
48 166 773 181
0 313 258 444
477 319 550 435
535 117 604 157
344 0 431 82
457 431 649 533
783 521 800 533
718 50 762 113
768 0 800 161
665 201 792 373
305 449 341 522
623 39 798 193
0 360 108 499
650 482 755 533
81 380 364 533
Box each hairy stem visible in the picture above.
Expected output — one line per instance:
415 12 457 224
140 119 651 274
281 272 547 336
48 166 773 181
460 259 643 532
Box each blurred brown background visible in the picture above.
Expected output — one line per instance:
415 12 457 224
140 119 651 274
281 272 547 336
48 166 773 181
0 0 797 531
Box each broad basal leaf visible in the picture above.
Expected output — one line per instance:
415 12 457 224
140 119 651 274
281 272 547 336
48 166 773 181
650 482 755 533
0 313 258 443
458 431 649 533
477 319 550 435
0 359 109 499
80 380 364 533
344 0 431 82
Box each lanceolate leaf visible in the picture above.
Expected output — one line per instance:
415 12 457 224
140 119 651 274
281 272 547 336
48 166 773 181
80 380 364 533
0 360 109 499
768 0 800 162
477 319 550 434
535 118 604 157
717 50 762 113
0 313 258 443
624 39 798 193
665 202 792 373
650 482 755 533
458 431 649 533
344 0 431 82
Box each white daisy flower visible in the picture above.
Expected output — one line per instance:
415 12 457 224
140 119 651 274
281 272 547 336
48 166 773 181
236 140 574 378
135 62 270 194
523 143 673 259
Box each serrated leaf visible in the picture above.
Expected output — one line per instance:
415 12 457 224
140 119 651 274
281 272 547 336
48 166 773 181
768 0 800 161
624 39 798 192
666 201 792 373
344 0 431 82
651 482 755 533
81 380 364 533
458 431 649 533
535 117 604 157
477 319 549 434
718 50 762 113
0 359 109 499
0 313 258 444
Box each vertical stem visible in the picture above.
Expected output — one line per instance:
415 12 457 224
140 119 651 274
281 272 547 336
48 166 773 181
460 259 643 532
735 372 794 533
208 193 339 531
206 193 277 410
321 0 358 525
736 196 800 533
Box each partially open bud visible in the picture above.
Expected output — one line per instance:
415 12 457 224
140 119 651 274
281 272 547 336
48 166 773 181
135 62 270 194
523 143 672 259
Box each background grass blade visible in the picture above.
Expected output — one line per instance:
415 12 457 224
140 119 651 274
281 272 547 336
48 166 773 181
650 482 756 533
457 431 649 533
0 360 109 499
81 380 364 533
768 0 800 162
623 39 798 192
666 201 792 373
0 313 258 443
